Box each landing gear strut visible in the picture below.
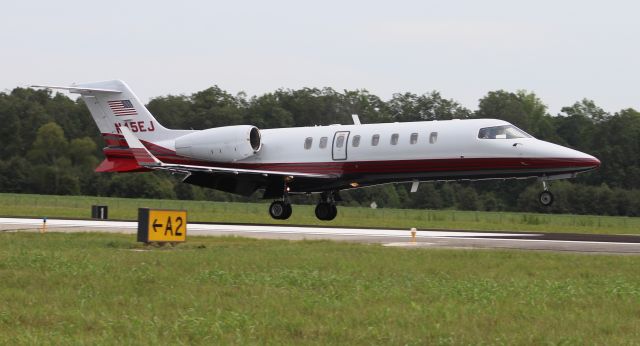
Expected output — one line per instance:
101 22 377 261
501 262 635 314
315 192 338 221
539 180 554 206
268 178 293 220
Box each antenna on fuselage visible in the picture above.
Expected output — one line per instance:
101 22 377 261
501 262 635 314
352 114 362 125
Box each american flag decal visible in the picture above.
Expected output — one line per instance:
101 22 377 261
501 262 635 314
107 99 138 116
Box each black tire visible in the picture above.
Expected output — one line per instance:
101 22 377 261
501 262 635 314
315 203 337 221
281 203 292 220
315 202 331 221
539 191 554 206
327 204 337 221
269 201 286 219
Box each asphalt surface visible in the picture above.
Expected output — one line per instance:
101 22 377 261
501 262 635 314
1 217 640 254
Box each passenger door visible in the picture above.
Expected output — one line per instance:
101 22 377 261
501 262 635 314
332 131 350 160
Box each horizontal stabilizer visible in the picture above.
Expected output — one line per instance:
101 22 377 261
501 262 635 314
31 84 121 94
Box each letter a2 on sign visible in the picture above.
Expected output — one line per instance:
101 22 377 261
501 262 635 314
137 208 187 243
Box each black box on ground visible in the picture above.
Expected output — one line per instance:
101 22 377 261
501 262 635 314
91 205 108 219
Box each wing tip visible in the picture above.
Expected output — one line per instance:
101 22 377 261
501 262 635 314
119 127 162 166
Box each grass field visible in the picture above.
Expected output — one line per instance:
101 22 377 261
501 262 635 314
1 232 639 344
0 193 639 235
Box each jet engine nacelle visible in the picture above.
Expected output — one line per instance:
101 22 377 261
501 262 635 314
174 125 261 162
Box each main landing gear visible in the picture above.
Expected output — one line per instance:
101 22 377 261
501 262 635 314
269 200 292 220
315 202 337 221
268 192 339 221
315 192 338 221
539 180 554 206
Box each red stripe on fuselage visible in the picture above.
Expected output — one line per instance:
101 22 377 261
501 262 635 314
101 147 599 176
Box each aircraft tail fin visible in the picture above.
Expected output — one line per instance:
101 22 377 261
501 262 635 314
32 80 186 145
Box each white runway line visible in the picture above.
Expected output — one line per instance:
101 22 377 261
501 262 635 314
384 242 436 247
0 217 536 239
3 217 640 253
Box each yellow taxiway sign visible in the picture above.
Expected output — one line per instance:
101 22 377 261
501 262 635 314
137 208 187 243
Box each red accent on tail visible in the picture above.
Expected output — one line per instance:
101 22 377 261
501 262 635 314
97 132 169 172
102 133 128 148
95 157 150 172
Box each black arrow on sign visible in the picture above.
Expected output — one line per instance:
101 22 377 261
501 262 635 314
152 219 163 232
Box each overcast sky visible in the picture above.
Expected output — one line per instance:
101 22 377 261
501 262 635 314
1 0 638 114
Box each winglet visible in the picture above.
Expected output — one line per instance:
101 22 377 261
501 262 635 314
119 126 162 166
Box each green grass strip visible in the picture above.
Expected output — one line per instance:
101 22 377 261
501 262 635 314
0 193 639 234
1 233 639 344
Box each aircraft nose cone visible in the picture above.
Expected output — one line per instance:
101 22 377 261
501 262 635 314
553 143 601 171
587 155 601 169
572 151 600 170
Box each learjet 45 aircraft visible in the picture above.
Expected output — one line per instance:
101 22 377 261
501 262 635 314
33 80 600 221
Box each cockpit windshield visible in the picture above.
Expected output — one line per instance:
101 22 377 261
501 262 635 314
478 125 532 139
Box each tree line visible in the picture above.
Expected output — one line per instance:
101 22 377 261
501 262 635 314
0 86 638 216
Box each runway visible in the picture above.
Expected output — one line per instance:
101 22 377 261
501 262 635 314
1 217 640 254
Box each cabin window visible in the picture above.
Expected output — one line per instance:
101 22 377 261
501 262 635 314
352 135 361 147
478 125 532 139
319 136 328 148
410 133 418 144
336 134 345 148
304 137 313 149
429 132 438 144
371 134 380 146
391 133 399 145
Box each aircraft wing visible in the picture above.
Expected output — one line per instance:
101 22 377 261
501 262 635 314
118 126 335 178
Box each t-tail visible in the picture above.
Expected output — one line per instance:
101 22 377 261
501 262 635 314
32 80 192 172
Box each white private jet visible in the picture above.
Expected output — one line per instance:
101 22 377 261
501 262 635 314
33 80 600 221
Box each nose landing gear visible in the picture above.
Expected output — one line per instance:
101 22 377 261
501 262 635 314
539 180 554 206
